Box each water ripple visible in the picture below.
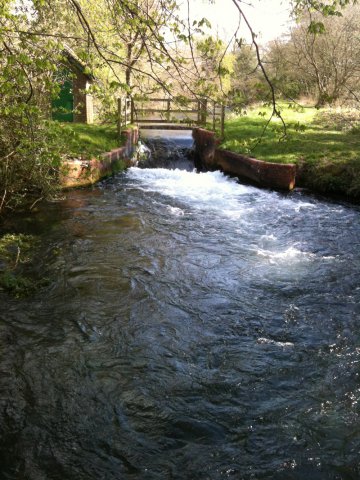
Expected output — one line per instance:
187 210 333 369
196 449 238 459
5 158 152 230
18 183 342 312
1 155 360 479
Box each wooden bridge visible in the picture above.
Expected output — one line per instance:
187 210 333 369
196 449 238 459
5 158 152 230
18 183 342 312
117 97 225 136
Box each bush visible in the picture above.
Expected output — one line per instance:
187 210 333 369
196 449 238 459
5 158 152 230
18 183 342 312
0 1 64 215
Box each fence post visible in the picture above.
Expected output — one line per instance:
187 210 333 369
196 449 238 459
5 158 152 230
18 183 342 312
221 103 225 139
117 97 122 138
212 101 216 131
166 99 171 122
130 97 134 124
124 98 128 127
197 100 201 125
200 98 207 126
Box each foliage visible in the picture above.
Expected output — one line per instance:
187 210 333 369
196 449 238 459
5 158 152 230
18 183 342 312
0 233 36 262
195 36 235 98
0 233 39 296
100 0 180 91
267 7 360 107
0 270 34 295
0 0 134 214
229 43 268 107
228 0 359 136
291 0 358 33
0 0 65 214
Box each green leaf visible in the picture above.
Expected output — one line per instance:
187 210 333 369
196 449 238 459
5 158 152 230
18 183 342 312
308 21 326 34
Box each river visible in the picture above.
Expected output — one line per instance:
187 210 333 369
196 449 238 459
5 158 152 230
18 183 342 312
1 131 360 479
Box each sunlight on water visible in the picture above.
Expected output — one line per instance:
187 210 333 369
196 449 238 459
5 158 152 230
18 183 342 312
256 246 316 263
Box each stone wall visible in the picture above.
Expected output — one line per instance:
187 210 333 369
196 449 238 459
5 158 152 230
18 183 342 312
60 127 139 188
193 127 296 191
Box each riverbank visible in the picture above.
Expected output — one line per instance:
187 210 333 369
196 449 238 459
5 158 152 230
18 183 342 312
220 105 360 200
57 123 122 159
60 125 139 188
0 123 140 294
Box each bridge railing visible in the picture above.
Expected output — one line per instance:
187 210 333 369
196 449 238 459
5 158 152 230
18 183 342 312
117 96 225 136
117 97 132 138
134 98 203 125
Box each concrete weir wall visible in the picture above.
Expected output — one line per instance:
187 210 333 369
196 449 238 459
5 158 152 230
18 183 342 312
192 127 296 191
60 128 139 188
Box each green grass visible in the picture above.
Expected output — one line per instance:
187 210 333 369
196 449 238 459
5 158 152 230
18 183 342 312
55 122 123 159
220 104 360 198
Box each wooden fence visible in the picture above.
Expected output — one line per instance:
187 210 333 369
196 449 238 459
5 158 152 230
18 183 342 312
117 97 133 137
117 97 225 137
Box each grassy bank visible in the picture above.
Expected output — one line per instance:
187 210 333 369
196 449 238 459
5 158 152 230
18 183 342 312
56 122 123 160
220 104 360 199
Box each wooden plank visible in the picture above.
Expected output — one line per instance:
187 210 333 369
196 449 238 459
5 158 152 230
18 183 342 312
136 109 199 114
136 119 200 124
144 98 198 103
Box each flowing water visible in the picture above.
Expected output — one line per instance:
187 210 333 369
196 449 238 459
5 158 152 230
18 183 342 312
1 131 360 479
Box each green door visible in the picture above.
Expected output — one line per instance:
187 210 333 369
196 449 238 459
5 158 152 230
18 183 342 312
52 79 74 122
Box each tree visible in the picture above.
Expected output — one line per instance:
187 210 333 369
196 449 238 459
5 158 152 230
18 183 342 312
0 0 210 213
227 0 358 133
195 36 235 99
229 42 267 107
100 0 182 92
265 6 360 106
291 0 357 33
0 0 65 213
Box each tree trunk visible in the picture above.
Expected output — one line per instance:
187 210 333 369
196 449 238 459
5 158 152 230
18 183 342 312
126 43 133 90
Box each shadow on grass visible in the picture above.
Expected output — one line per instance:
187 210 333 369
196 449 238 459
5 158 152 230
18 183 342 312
221 107 360 198
222 119 359 165
56 122 122 159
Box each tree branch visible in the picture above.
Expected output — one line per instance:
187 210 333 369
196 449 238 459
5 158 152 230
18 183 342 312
231 0 287 139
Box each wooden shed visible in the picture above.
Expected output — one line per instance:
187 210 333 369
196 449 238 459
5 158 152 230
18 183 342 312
52 47 94 124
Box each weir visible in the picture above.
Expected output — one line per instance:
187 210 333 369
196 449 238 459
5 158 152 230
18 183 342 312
139 128 195 170
139 127 296 191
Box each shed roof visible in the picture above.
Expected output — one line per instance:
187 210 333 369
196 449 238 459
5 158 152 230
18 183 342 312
63 45 95 81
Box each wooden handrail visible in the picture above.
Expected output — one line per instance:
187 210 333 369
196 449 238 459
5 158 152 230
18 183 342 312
117 96 225 133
